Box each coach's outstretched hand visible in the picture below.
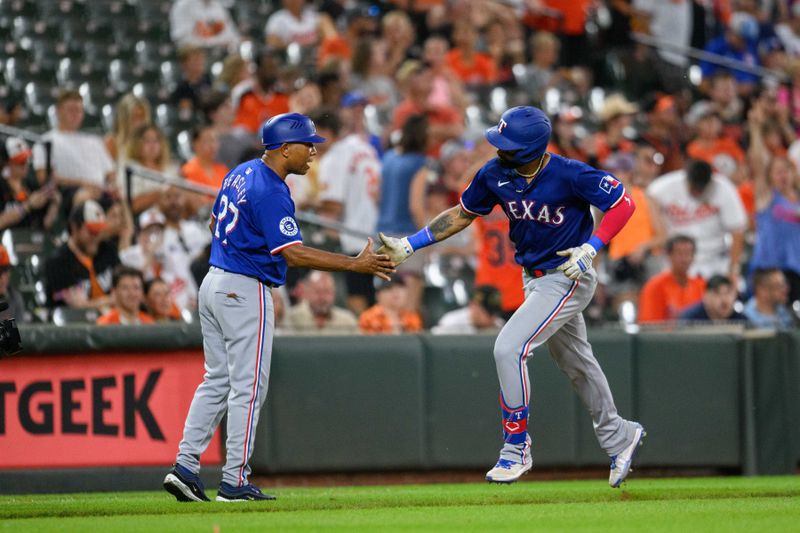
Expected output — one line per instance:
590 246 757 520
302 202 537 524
354 237 396 281
377 232 414 266
556 243 597 280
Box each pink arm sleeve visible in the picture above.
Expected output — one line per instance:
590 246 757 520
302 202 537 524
595 193 636 245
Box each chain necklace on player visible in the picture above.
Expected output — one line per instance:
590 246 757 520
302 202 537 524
515 154 546 179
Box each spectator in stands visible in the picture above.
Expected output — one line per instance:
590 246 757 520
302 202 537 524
32 90 115 208
484 16 525 86
232 51 290 135
0 137 60 231
285 271 359 335
181 125 228 199
422 35 467 113
380 115 429 237
679 274 746 323
547 108 588 161
392 60 463 156
647 159 747 281
640 94 685 173
701 11 761 94
316 110 381 315
744 268 796 329
119 208 199 312
638 235 706 323
202 91 252 170
604 151 658 307
339 90 382 157
446 20 497 88
432 285 505 335
96 265 154 325
105 93 152 162
747 111 800 303
159 186 211 261
359 277 423 335
351 36 401 122
632 0 693 92
44 200 120 311
169 0 240 51
265 0 324 50
686 109 746 180
0 244 27 323
688 71 745 144
517 31 561 107
379 115 431 313
213 54 252 94
101 198 135 253
144 278 182 322
775 3 800 57
317 5 380 68
124 125 179 214
289 79 323 116
171 46 213 119
591 94 638 168
526 0 591 67
381 10 416 74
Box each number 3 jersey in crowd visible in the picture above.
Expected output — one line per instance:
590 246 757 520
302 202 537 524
209 159 302 287
460 153 624 270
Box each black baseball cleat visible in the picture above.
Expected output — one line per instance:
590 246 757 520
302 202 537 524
216 482 277 502
163 463 210 502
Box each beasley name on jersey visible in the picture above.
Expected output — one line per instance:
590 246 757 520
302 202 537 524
460 153 624 270
209 159 303 286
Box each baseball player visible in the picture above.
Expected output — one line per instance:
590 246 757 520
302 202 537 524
163 113 395 502
379 106 646 486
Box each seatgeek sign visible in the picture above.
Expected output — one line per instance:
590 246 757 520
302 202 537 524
0 351 221 469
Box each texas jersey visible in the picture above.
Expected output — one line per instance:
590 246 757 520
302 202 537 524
460 153 624 269
209 159 302 286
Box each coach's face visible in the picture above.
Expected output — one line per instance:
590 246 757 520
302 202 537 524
283 142 318 174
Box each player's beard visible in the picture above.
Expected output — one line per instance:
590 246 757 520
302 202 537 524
497 157 521 169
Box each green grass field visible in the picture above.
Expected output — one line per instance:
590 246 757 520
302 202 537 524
1 476 798 532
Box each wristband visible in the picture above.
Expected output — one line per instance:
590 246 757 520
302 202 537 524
406 226 435 251
587 235 604 252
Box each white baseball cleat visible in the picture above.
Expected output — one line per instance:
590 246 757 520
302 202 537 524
485 458 533 483
609 424 646 488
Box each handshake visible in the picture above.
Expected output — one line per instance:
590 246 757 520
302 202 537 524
376 232 415 266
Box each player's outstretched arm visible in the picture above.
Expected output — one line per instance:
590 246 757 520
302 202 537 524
377 205 476 265
281 238 396 281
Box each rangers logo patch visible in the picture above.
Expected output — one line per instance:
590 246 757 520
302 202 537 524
279 216 298 236
599 175 621 194
498 118 508 133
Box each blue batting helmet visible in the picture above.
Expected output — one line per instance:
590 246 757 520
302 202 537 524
485 106 551 165
261 112 326 149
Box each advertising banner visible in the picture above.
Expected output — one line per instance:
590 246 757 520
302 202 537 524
0 350 222 469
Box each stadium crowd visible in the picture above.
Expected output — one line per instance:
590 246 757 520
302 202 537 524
0 0 799 333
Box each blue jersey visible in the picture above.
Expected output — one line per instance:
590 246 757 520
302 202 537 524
460 153 624 270
209 159 302 286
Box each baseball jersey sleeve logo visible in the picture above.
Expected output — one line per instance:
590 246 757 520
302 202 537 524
599 175 621 194
279 217 299 236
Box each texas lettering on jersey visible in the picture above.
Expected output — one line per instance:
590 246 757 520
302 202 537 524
460 153 624 270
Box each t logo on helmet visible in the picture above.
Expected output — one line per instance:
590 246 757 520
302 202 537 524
498 119 508 133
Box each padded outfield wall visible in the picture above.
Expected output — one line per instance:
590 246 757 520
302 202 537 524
1 325 797 483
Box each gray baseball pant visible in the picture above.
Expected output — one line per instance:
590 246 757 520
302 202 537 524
176 267 274 487
494 268 637 463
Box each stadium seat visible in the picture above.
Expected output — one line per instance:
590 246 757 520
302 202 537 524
51 306 101 326
159 60 181 93
79 81 118 116
23 80 55 116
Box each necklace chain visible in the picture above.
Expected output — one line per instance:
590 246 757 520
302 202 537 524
515 155 546 179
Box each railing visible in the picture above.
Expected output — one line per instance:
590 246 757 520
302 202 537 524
631 32 788 83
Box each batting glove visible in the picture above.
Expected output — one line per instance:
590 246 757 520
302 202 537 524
556 243 597 280
377 232 414 265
